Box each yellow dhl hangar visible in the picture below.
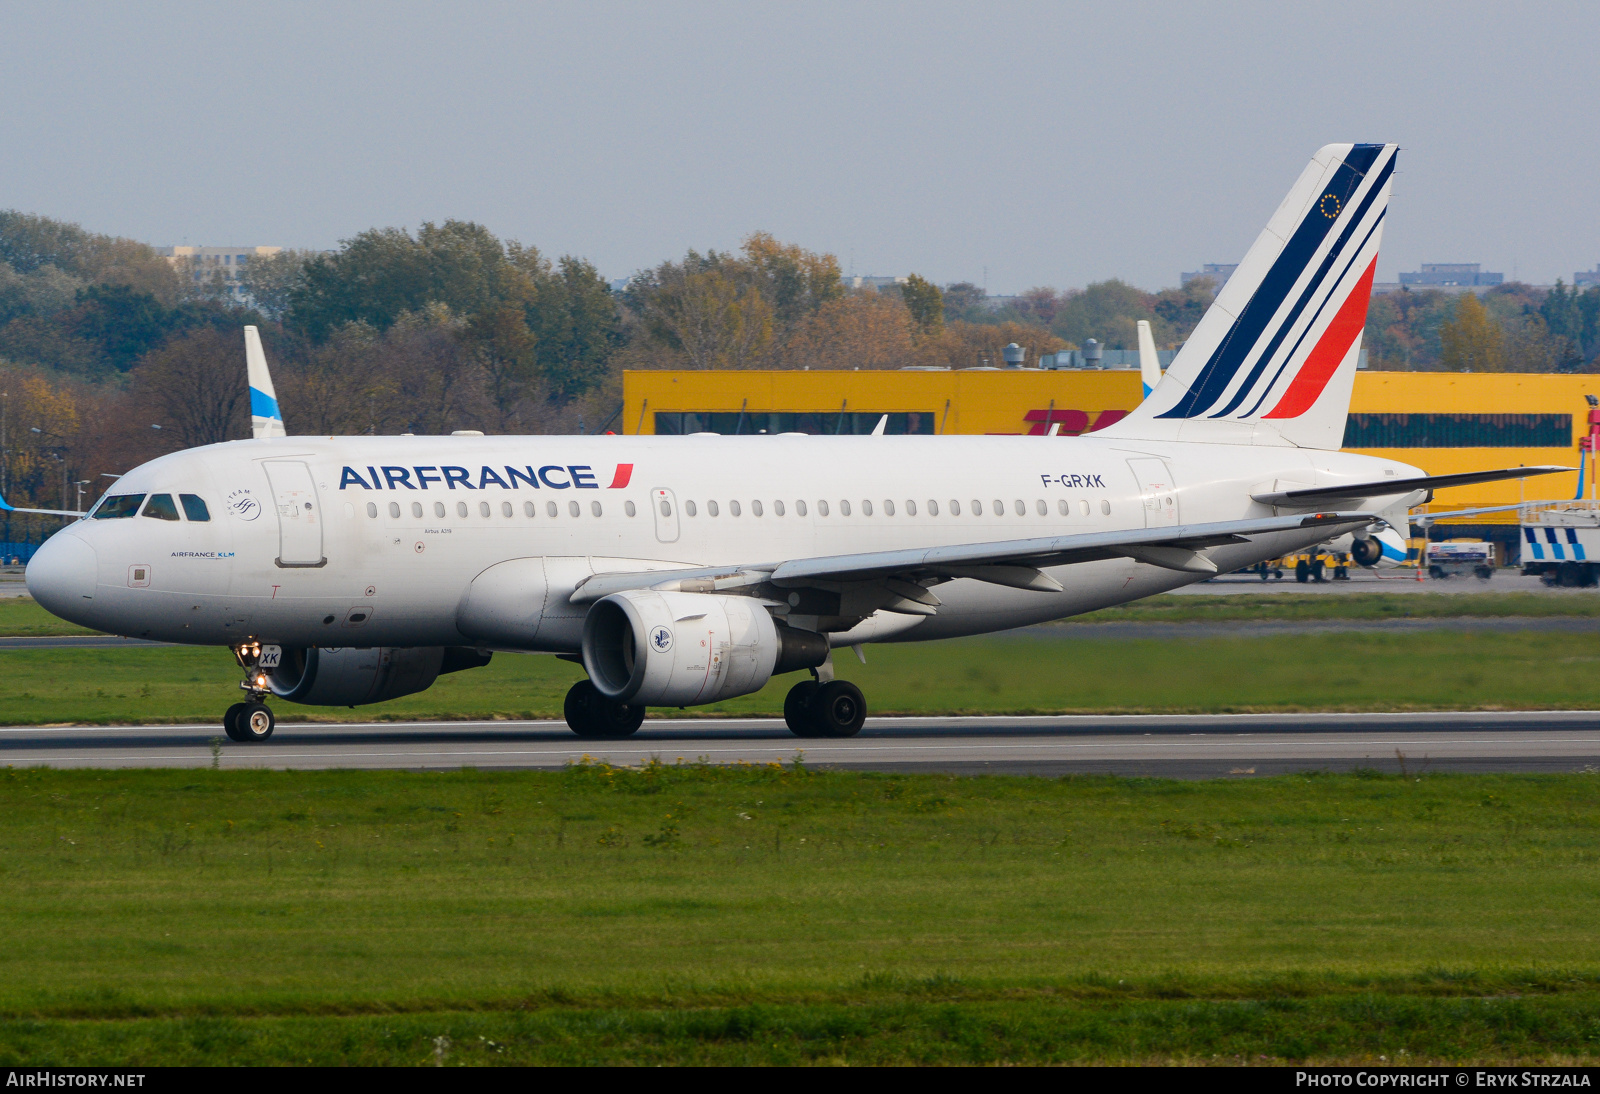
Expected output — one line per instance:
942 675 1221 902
621 368 1600 564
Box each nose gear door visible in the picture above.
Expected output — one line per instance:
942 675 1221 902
1127 457 1179 528
262 460 326 567
651 487 680 544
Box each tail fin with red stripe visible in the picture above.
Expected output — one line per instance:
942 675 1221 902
1099 143 1396 449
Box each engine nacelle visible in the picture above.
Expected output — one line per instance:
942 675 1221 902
268 646 492 706
582 590 828 706
1350 526 1408 568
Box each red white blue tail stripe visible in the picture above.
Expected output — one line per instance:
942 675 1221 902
1102 143 1397 450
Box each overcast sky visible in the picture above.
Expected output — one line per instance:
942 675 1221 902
2 1 1596 294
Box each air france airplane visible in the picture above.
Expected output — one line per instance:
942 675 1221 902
16 144 1565 744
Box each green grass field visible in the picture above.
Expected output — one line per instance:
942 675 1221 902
5 590 1600 640
4 765 1600 1064
4 628 1600 725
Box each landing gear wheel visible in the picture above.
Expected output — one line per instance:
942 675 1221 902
1294 559 1309 583
237 702 275 742
564 680 645 739
784 680 823 737
812 680 866 738
222 702 250 742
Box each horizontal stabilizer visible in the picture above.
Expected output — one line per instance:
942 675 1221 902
1253 466 1571 508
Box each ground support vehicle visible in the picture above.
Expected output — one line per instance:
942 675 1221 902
1425 540 1495 580
1521 501 1600 587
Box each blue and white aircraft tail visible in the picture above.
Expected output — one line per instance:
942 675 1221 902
244 326 287 440
1105 142 1397 449
1136 319 1161 398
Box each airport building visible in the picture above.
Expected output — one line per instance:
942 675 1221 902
157 245 282 302
622 368 1600 561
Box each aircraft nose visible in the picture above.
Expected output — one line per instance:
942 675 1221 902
26 532 98 617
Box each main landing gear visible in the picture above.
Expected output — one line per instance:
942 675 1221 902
223 642 277 742
564 679 646 739
782 670 867 738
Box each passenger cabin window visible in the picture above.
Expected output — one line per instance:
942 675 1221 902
367 502 379 518
796 500 807 516
141 494 180 521
773 500 783 516
685 500 698 517
179 494 211 521
526 501 538 517
840 500 851 516
94 494 145 520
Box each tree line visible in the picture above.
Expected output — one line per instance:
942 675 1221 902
1 205 1596 513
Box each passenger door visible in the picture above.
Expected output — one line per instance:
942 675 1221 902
651 487 680 544
1127 458 1179 528
262 460 326 567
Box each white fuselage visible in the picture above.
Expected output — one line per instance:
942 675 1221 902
26 433 1422 650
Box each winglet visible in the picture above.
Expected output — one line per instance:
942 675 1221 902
244 326 287 439
0 491 13 512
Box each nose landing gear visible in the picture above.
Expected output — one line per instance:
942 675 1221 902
223 642 277 742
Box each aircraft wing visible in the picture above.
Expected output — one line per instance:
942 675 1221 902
571 510 1377 607
1252 466 1570 508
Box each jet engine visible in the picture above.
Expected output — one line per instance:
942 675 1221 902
1349 526 1408 568
581 590 828 706
267 646 492 706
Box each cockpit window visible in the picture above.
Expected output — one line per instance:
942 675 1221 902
93 494 145 520
141 494 180 521
179 494 211 522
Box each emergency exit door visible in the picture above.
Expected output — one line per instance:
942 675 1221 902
651 487 680 543
262 460 326 567
1128 458 1179 528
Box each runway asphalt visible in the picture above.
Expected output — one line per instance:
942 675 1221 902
6 711 1600 776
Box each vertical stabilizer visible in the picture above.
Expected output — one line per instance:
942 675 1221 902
244 326 287 439
1100 143 1396 449
1136 319 1161 398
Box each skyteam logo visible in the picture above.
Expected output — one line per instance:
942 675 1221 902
338 463 634 491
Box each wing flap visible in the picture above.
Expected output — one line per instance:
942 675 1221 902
569 511 1375 603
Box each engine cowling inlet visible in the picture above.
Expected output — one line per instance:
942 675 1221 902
582 590 827 706
268 646 491 706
